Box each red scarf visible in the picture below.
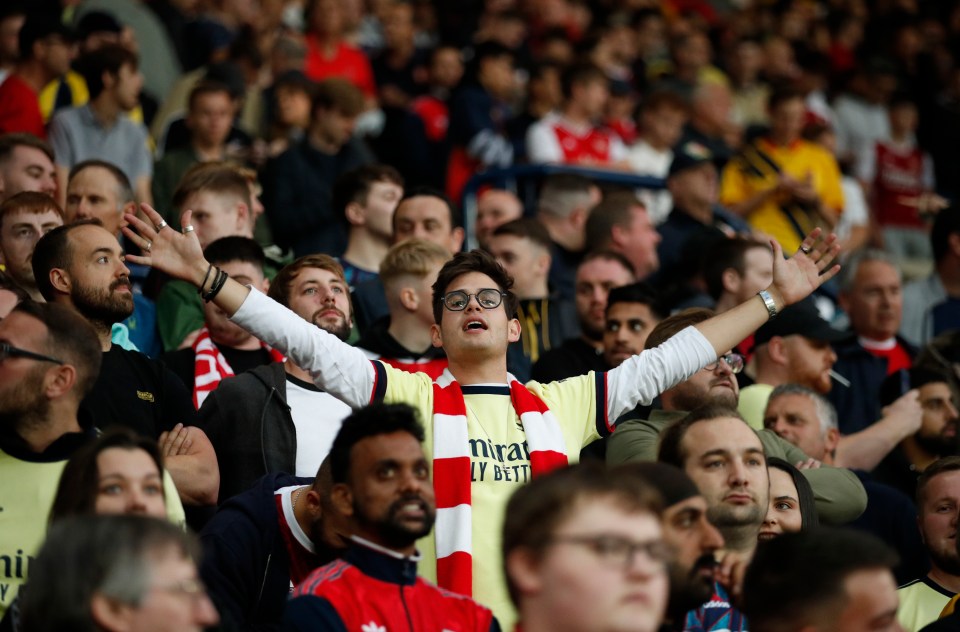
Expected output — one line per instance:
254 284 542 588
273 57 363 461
191 326 284 408
431 369 568 596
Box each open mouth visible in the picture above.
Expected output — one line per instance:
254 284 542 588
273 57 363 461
464 319 488 332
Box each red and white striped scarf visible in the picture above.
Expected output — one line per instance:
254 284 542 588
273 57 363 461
191 326 285 408
431 369 568 597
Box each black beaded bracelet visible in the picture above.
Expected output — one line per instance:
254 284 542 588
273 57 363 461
202 267 229 303
198 263 214 296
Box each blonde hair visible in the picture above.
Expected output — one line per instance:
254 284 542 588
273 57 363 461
379 238 451 290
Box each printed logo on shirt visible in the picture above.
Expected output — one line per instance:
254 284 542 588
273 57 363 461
136 390 155 402
361 622 387 632
469 439 533 484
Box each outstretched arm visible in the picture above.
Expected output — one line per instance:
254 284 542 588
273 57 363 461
694 229 840 355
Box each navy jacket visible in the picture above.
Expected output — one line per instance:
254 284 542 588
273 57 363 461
200 472 333 631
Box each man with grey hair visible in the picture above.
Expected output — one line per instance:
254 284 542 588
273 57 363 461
763 383 927 585
18 515 219 632
535 173 600 299
831 248 916 434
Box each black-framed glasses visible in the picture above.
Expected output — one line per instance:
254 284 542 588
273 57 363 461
704 353 745 374
547 534 670 571
440 288 506 312
0 342 64 365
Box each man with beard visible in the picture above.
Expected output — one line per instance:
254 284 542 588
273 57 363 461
198 254 356 502
898 458 960 631
607 308 867 526
0 301 184 616
531 249 636 382
615 462 725 631
658 404 769 631
874 369 960 500
284 403 499 631
31 220 219 509
200 461 353 631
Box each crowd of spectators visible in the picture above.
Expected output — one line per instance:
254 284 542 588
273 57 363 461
4 0 960 630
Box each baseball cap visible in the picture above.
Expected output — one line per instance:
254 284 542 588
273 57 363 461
668 140 713 178
753 296 844 347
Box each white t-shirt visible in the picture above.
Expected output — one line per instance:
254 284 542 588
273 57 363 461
284 375 352 477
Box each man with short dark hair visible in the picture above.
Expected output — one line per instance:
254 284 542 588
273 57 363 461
198 254 355 502
487 217 579 378
902 206 960 348
531 250 635 383
262 78 374 258
742 528 902 632
162 236 281 406
285 403 498 631
475 188 523 250
584 191 661 280
502 462 668 632
64 158 136 237
151 81 238 223
31 221 218 509
0 14 72 139
49 44 152 206
127 201 839 626
0 133 57 202
333 164 404 287
601 282 664 371
657 404 766 631
0 191 63 300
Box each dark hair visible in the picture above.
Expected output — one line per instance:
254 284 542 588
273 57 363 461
502 462 663 606
490 218 552 250
68 159 135 206
268 254 347 309
431 249 519 324
879 367 951 407
702 238 772 301
0 132 54 164
742 528 898 631
605 281 663 318
203 236 265 271
75 44 138 100
560 62 607 101
328 403 425 484
642 89 689 115
916 456 960 507
644 307 714 351
931 205 960 264
767 86 806 111
397 186 462 229
0 191 63 230
584 191 644 255
312 77 365 118
11 300 102 397
19 515 199 632
333 164 404 224
658 403 747 468
49 427 165 523
187 80 234 111
766 457 819 530
32 219 101 302
17 14 71 61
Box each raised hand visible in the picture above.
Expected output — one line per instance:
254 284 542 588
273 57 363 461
767 228 841 309
122 204 208 286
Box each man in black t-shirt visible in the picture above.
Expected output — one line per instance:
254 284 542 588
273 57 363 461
163 236 280 406
31 220 219 507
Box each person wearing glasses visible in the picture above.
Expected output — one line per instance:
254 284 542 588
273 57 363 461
0 301 185 619
608 308 867 528
122 201 842 628
502 461 669 632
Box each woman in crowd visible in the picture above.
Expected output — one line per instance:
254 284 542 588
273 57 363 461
758 457 819 541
